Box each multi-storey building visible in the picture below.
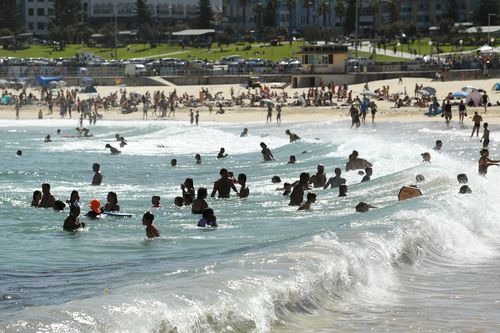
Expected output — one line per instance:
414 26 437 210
24 0 54 35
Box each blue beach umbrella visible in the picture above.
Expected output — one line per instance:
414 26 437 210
452 91 468 98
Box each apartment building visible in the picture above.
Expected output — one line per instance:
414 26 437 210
24 0 54 35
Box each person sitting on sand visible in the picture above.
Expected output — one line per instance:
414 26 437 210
289 172 310 206
345 150 372 171
324 168 346 189
478 149 500 176
142 212 160 238
298 192 317 211
310 164 327 188
217 147 228 159
288 155 296 164
104 192 120 211
355 202 377 213
151 195 162 208
240 128 248 137
421 152 431 163
361 167 372 182
86 199 102 219
433 140 443 152
31 190 42 207
91 163 102 185
63 205 86 231
238 173 249 198
260 142 274 161
285 129 301 143
211 168 238 198
105 144 121 155
39 183 56 208
192 187 209 214
197 208 217 227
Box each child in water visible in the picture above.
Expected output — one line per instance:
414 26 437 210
197 208 217 227
64 205 86 231
151 195 162 208
142 212 160 238
298 192 317 210
104 192 120 211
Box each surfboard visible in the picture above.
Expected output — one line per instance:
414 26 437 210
103 211 133 217
398 186 422 201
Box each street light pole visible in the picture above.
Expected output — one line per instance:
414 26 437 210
355 0 359 57
488 13 497 45
114 0 118 60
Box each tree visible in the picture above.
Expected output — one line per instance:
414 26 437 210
134 0 153 42
263 0 280 28
370 0 381 33
474 0 499 25
240 0 248 31
335 0 346 34
197 0 214 28
447 0 458 23
254 2 265 35
306 0 314 25
0 0 23 34
343 0 356 33
285 0 295 43
318 0 331 29
51 0 82 27
386 0 400 23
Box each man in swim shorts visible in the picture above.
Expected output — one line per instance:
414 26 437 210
471 112 483 137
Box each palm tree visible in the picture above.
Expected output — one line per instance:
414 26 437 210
386 0 400 23
335 0 346 35
254 2 265 35
318 0 331 29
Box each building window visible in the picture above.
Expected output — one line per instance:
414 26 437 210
48 8 54 16
28 8 34 16
28 22 34 29
37 8 45 16
37 0 44 2
435 4 441 10
37 22 45 30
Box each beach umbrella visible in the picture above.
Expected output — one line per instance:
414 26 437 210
452 91 468 98
83 86 97 93
422 87 436 95
417 89 430 96
360 91 378 97
477 44 493 53
466 91 482 106
462 85 479 93
493 83 500 91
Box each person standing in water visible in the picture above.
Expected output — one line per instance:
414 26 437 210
285 129 300 143
471 112 483 137
211 168 238 198
63 205 86 231
190 109 194 124
266 104 273 123
458 100 466 125
195 111 199 125
192 187 209 214
240 128 248 137
298 192 317 210
142 212 160 238
260 142 274 161
105 144 121 155
91 163 102 185
195 153 202 164
324 168 346 189
40 183 56 208
276 105 282 123
444 100 452 126
217 147 228 159
104 192 120 211
310 164 327 188
289 172 310 206
238 173 249 198
478 149 499 176
480 123 490 148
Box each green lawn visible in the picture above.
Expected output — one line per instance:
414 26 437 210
354 50 410 62
0 42 302 61
384 38 478 55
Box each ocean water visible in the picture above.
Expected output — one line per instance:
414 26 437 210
1 117 500 333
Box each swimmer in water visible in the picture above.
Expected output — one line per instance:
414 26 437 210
478 149 500 176
192 187 209 214
289 172 310 206
31 190 42 207
142 212 160 238
310 164 327 188
44 135 52 143
181 178 195 205
151 196 162 208
217 147 228 159
288 155 296 164
298 192 317 210
355 202 377 213
105 144 121 155
39 183 55 208
119 137 127 147
66 190 80 208
16 150 22 156
361 167 372 182
260 142 274 161
86 199 102 219
421 152 431 163
324 168 346 189
459 185 472 194
480 123 490 148
240 128 248 137
171 158 177 166
338 184 348 197
63 205 86 231
197 208 217 227
238 173 249 198
433 140 443 151
285 129 301 143
91 163 102 185
104 192 120 211
211 168 238 198
195 153 202 164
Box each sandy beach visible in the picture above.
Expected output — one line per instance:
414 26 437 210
1 77 499 124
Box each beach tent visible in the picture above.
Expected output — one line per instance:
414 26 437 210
466 91 482 106
461 86 480 94
36 75 64 88
452 91 468 98
493 83 500 91
83 86 97 93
